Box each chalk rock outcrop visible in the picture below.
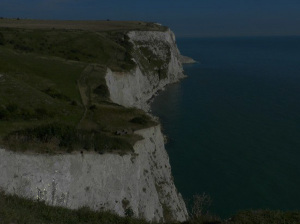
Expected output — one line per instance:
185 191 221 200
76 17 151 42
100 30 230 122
106 29 185 111
180 55 196 64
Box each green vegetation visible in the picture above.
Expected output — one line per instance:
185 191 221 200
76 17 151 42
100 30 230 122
0 191 150 224
187 210 300 224
228 210 300 224
0 27 135 71
1 192 299 224
0 19 168 32
3 123 139 154
132 41 171 80
0 21 157 154
0 32 4 45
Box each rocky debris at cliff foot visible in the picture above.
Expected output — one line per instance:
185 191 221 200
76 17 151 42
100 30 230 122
180 55 197 64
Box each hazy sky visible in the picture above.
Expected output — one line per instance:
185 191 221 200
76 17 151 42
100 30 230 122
1 0 300 37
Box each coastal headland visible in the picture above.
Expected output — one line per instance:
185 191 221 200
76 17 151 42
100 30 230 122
0 19 299 224
0 18 190 222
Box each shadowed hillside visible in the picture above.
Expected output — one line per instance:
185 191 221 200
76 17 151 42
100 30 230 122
0 19 157 154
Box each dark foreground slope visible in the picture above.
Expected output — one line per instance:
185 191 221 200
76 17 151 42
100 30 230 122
1 192 300 224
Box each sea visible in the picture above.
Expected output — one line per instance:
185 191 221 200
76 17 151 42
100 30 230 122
150 36 300 218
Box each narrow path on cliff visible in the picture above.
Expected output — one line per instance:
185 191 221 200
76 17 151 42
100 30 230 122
77 64 94 128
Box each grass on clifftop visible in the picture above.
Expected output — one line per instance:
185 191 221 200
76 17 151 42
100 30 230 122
1 192 299 224
0 18 168 32
0 20 157 154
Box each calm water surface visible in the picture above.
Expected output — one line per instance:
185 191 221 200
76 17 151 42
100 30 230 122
151 37 300 218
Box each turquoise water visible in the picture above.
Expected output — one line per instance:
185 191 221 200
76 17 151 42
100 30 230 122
151 37 300 218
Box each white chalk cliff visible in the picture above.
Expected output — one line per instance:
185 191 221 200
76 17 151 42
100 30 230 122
105 29 185 111
0 29 189 221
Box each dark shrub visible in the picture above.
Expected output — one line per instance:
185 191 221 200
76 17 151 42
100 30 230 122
5 123 71 142
35 108 48 119
125 208 134 218
130 115 149 125
94 134 132 153
20 108 35 120
6 104 18 113
13 43 33 52
4 123 133 153
0 108 8 119
0 32 5 45
35 107 54 119
42 88 70 101
70 100 78 106
93 84 109 98
89 105 97 110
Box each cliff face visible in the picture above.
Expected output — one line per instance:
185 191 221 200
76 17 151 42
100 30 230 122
0 28 188 221
0 126 187 221
103 29 188 221
105 29 185 111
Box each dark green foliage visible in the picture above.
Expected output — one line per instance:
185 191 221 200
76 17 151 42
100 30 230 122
122 198 134 218
93 84 110 98
130 115 150 125
0 191 150 224
134 44 170 80
125 208 134 218
70 100 78 106
162 203 175 222
6 103 18 113
0 104 53 121
35 107 54 119
184 210 300 224
1 191 300 224
0 28 135 71
4 123 76 146
0 108 8 119
42 87 71 101
13 42 34 52
0 32 4 45
106 31 135 70
4 123 134 153
89 104 97 110
187 215 221 224
158 68 168 80
122 198 130 209
94 134 133 154
229 210 300 224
